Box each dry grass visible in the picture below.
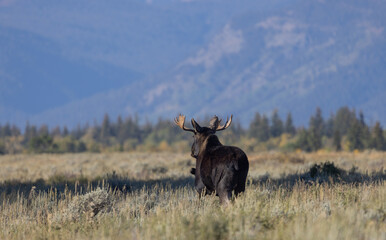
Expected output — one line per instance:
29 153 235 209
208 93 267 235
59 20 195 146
1 151 384 181
0 151 385 239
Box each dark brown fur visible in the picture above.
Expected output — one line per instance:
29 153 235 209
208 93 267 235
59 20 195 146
175 115 249 204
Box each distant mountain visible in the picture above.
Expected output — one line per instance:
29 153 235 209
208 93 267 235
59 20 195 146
0 0 385 127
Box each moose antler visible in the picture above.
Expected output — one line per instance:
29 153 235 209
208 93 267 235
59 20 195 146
209 115 221 130
174 114 195 132
215 115 233 131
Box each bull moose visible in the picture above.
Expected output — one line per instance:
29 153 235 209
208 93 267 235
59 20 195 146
175 114 249 204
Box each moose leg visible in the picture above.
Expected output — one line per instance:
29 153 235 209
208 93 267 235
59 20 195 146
218 190 232 205
234 173 247 197
234 182 246 197
216 175 233 205
195 180 214 199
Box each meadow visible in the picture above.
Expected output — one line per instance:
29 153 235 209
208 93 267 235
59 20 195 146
0 151 385 239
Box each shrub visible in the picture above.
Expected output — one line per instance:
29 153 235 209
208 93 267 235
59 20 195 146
309 162 342 178
52 188 115 224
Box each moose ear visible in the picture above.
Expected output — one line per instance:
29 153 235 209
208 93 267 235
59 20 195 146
191 118 203 133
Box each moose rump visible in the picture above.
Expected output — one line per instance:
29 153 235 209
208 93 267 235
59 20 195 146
200 144 249 201
175 114 249 204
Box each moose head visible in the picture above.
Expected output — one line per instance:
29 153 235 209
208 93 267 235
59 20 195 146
174 114 232 158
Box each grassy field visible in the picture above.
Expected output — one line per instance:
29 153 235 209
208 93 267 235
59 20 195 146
0 151 385 239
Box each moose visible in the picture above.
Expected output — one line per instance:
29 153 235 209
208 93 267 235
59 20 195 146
175 114 249 204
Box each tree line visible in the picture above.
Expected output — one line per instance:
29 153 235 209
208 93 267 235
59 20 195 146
0 106 385 154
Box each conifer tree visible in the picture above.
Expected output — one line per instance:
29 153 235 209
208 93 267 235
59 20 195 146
334 106 356 135
324 114 334 137
116 115 125 146
371 122 385 150
122 115 141 141
38 124 49 136
347 119 364 151
230 121 244 142
308 108 324 151
361 124 371 149
333 129 342 151
249 112 262 139
24 122 31 144
257 115 270 142
62 126 69 137
270 109 283 138
10 125 20 137
141 119 153 143
100 113 112 142
357 111 371 148
71 124 84 140
296 128 311 152
359 111 366 126
24 123 37 145
1 123 11 137
284 112 296 136
51 126 61 137
310 107 324 133
308 129 322 151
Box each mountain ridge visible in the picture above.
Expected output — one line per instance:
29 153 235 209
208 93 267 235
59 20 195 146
0 0 385 127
